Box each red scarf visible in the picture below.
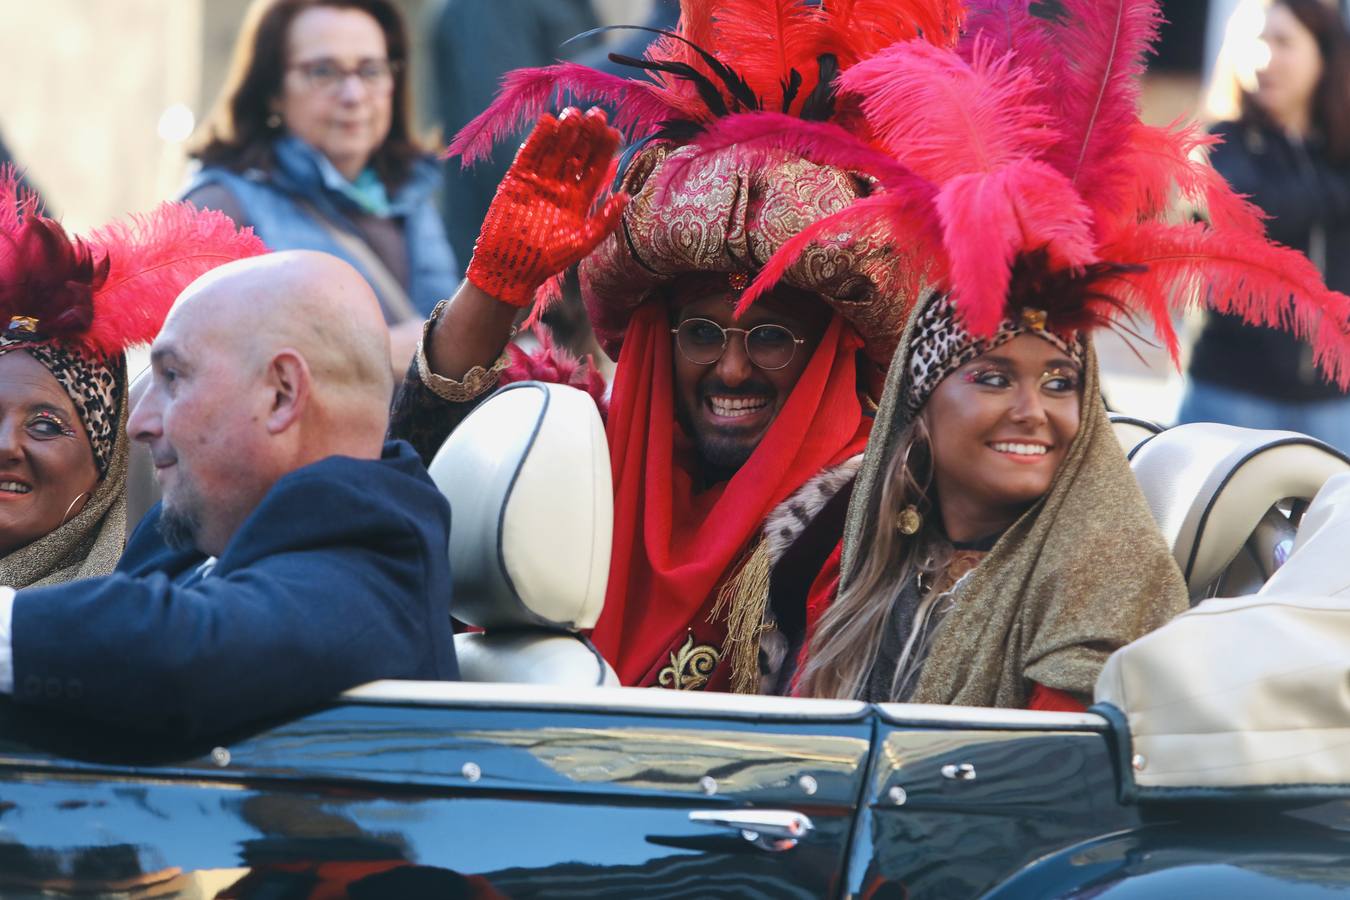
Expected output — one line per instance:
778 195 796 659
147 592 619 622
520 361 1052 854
591 303 872 685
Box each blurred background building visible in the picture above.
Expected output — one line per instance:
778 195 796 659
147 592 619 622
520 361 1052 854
0 0 1343 421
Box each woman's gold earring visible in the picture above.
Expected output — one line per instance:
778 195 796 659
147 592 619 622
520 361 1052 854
266 112 283 129
896 504 922 536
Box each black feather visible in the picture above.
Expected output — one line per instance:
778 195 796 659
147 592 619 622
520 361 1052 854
799 54 839 122
780 68 804 114
578 25 761 113
609 52 730 117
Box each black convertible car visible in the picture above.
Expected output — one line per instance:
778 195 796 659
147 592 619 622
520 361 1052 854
1 382 1346 899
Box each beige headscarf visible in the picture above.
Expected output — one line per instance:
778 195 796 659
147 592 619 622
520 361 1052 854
841 301 1190 707
0 359 129 589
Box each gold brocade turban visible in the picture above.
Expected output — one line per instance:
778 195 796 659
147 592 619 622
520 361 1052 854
579 144 908 366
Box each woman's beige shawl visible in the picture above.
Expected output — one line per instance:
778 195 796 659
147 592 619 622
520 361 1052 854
842 311 1190 707
0 395 128 589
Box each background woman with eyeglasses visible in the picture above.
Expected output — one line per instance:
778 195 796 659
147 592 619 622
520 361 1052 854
184 0 459 377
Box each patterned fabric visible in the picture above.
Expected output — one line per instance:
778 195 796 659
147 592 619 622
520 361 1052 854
0 337 118 476
902 293 1087 415
580 144 907 365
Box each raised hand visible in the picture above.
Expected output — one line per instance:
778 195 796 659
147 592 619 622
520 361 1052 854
466 107 627 307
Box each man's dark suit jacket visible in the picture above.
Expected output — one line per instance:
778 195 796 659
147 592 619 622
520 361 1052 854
12 441 457 737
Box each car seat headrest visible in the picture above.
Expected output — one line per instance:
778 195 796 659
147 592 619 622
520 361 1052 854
126 369 159 534
1108 413 1162 459
1128 423 1350 599
428 381 613 631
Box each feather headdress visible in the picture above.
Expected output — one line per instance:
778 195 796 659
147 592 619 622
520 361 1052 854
0 168 267 473
723 0 1350 388
448 0 966 362
447 0 963 165
0 170 267 361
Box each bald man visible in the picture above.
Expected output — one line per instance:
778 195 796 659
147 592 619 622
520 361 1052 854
0 251 458 737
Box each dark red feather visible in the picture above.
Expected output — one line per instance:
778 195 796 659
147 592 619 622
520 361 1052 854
0 217 107 345
959 0 1054 65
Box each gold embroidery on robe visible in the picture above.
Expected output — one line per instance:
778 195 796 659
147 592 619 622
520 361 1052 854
657 635 722 690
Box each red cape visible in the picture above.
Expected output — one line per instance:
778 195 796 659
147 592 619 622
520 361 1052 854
591 302 872 685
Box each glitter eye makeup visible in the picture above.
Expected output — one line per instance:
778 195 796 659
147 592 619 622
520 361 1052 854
1042 367 1080 388
29 410 77 438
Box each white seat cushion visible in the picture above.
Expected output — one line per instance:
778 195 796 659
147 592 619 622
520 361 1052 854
429 382 612 631
454 632 618 686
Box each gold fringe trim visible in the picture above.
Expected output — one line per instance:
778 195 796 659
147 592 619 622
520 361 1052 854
709 537 774 695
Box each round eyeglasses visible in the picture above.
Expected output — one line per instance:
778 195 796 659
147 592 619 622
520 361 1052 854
671 317 806 371
289 57 400 94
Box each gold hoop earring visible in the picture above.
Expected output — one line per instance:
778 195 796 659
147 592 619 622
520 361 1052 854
59 491 90 527
266 112 283 129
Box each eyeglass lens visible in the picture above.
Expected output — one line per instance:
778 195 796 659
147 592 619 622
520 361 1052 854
675 318 799 370
297 58 396 91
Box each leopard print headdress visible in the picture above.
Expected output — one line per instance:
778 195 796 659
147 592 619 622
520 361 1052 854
0 336 122 476
0 168 267 478
903 292 1086 416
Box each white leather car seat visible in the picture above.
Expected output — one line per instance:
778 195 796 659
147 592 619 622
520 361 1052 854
1108 413 1162 459
1128 423 1350 602
428 381 618 686
125 369 159 533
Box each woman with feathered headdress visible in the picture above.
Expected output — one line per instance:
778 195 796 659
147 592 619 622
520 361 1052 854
0 173 266 589
683 0 1350 707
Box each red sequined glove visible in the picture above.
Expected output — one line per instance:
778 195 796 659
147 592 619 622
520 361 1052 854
466 107 627 306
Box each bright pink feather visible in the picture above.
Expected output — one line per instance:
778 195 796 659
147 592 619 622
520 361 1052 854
500 325 610 418
840 39 1056 183
445 64 694 166
80 203 267 357
1039 0 1164 224
0 168 39 235
1101 220 1350 382
937 159 1100 335
1108 119 1266 237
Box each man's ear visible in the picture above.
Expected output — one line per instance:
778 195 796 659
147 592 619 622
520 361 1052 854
264 349 311 435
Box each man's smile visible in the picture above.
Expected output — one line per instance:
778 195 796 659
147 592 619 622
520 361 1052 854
706 393 772 421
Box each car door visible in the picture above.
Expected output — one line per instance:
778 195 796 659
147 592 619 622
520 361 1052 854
846 704 1138 900
0 682 876 899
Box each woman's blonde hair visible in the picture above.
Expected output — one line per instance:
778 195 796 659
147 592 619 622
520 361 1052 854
796 415 950 699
